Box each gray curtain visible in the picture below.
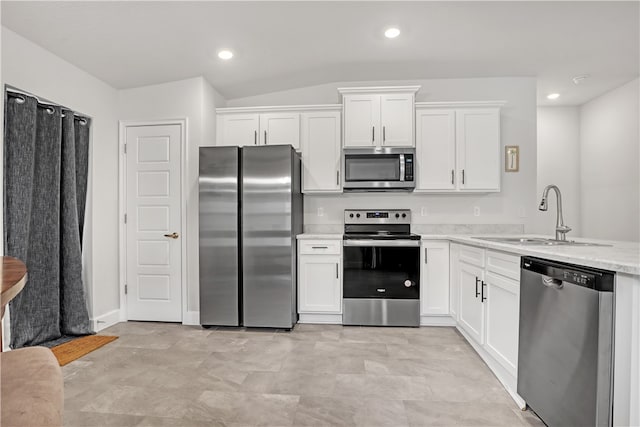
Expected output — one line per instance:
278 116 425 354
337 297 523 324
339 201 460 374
4 92 93 348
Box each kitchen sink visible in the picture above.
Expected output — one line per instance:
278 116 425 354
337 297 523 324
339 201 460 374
471 237 612 247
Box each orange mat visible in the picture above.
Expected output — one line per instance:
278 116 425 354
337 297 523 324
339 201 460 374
51 335 118 366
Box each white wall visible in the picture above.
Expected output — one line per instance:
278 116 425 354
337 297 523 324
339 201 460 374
229 77 539 232
580 78 639 241
118 76 222 316
536 107 581 236
1 27 120 323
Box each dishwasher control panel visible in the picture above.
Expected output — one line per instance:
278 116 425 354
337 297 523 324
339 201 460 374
563 271 593 286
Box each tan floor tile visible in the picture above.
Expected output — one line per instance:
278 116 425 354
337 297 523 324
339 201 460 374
198 390 299 426
62 322 541 427
294 396 409 427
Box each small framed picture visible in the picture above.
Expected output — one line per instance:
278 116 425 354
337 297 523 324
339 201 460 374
505 146 519 172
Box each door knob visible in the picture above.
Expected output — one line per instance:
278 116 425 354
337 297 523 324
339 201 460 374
164 232 179 239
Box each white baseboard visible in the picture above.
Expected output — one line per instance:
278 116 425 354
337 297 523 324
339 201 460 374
420 315 456 327
92 309 121 332
183 311 200 326
299 313 343 324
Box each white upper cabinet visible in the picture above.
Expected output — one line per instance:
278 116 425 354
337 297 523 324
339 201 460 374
415 104 502 193
380 94 414 147
456 108 500 191
343 95 380 147
301 111 342 193
218 113 259 147
216 109 301 150
259 113 300 149
416 109 456 190
340 87 420 148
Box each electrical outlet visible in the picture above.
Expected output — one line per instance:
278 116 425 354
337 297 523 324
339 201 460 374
317 207 324 217
421 207 428 216
473 206 481 217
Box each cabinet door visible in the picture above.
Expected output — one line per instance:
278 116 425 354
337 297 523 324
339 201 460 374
259 113 300 150
343 95 380 147
415 109 456 190
220 114 259 147
298 254 341 314
456 108 500 191
380 94 414 147
458 261 485 343
420 241 450 316
301 111 341 193
484 272 519 377
449 244 460 320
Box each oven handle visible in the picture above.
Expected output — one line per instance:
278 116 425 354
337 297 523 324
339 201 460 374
343 240 421 247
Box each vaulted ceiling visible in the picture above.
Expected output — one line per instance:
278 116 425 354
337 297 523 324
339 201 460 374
2 1 638 105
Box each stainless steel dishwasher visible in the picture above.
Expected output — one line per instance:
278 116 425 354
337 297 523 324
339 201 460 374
518 257 615 427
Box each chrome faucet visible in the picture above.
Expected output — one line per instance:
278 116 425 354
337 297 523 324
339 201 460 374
539 185 572 241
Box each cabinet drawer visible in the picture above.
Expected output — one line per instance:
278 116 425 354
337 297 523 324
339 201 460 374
459 245 485 267
299 240 341 255
486 250 520 281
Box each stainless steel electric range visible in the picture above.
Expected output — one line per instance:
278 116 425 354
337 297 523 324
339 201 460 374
342 209 421 327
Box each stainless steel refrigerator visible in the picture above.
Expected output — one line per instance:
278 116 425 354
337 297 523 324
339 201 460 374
199 145 302 329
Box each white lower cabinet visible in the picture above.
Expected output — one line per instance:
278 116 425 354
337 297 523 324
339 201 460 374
449 244 460 321
458 260 485 343
451 244 524 408
420 241 450 317
298 240 342 323
484 271 519 377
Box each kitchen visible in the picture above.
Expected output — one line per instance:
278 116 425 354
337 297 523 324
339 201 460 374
1 2 639 427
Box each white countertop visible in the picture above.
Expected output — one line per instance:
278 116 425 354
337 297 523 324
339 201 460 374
296 233 640 275
296 234 344 240
436 235 640 275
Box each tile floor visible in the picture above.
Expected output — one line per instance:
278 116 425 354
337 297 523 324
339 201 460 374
63 322 545 426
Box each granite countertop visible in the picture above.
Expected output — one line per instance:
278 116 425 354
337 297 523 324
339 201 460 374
296 232 640 275
423 234 640 276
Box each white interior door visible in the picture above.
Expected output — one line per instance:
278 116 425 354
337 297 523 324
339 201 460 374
125 124 182 322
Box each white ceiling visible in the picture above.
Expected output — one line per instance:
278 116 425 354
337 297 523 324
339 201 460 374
2 1 638 105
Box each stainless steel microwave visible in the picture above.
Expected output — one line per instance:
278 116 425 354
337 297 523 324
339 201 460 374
342 147 415 191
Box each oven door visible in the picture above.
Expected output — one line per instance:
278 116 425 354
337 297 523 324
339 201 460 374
343 240 420 299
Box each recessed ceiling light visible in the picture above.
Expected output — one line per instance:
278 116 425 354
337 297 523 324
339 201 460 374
547 93 560 100
384 27 400 39
218 50 233 60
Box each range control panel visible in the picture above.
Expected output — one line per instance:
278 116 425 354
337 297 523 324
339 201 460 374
344 209 411 224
